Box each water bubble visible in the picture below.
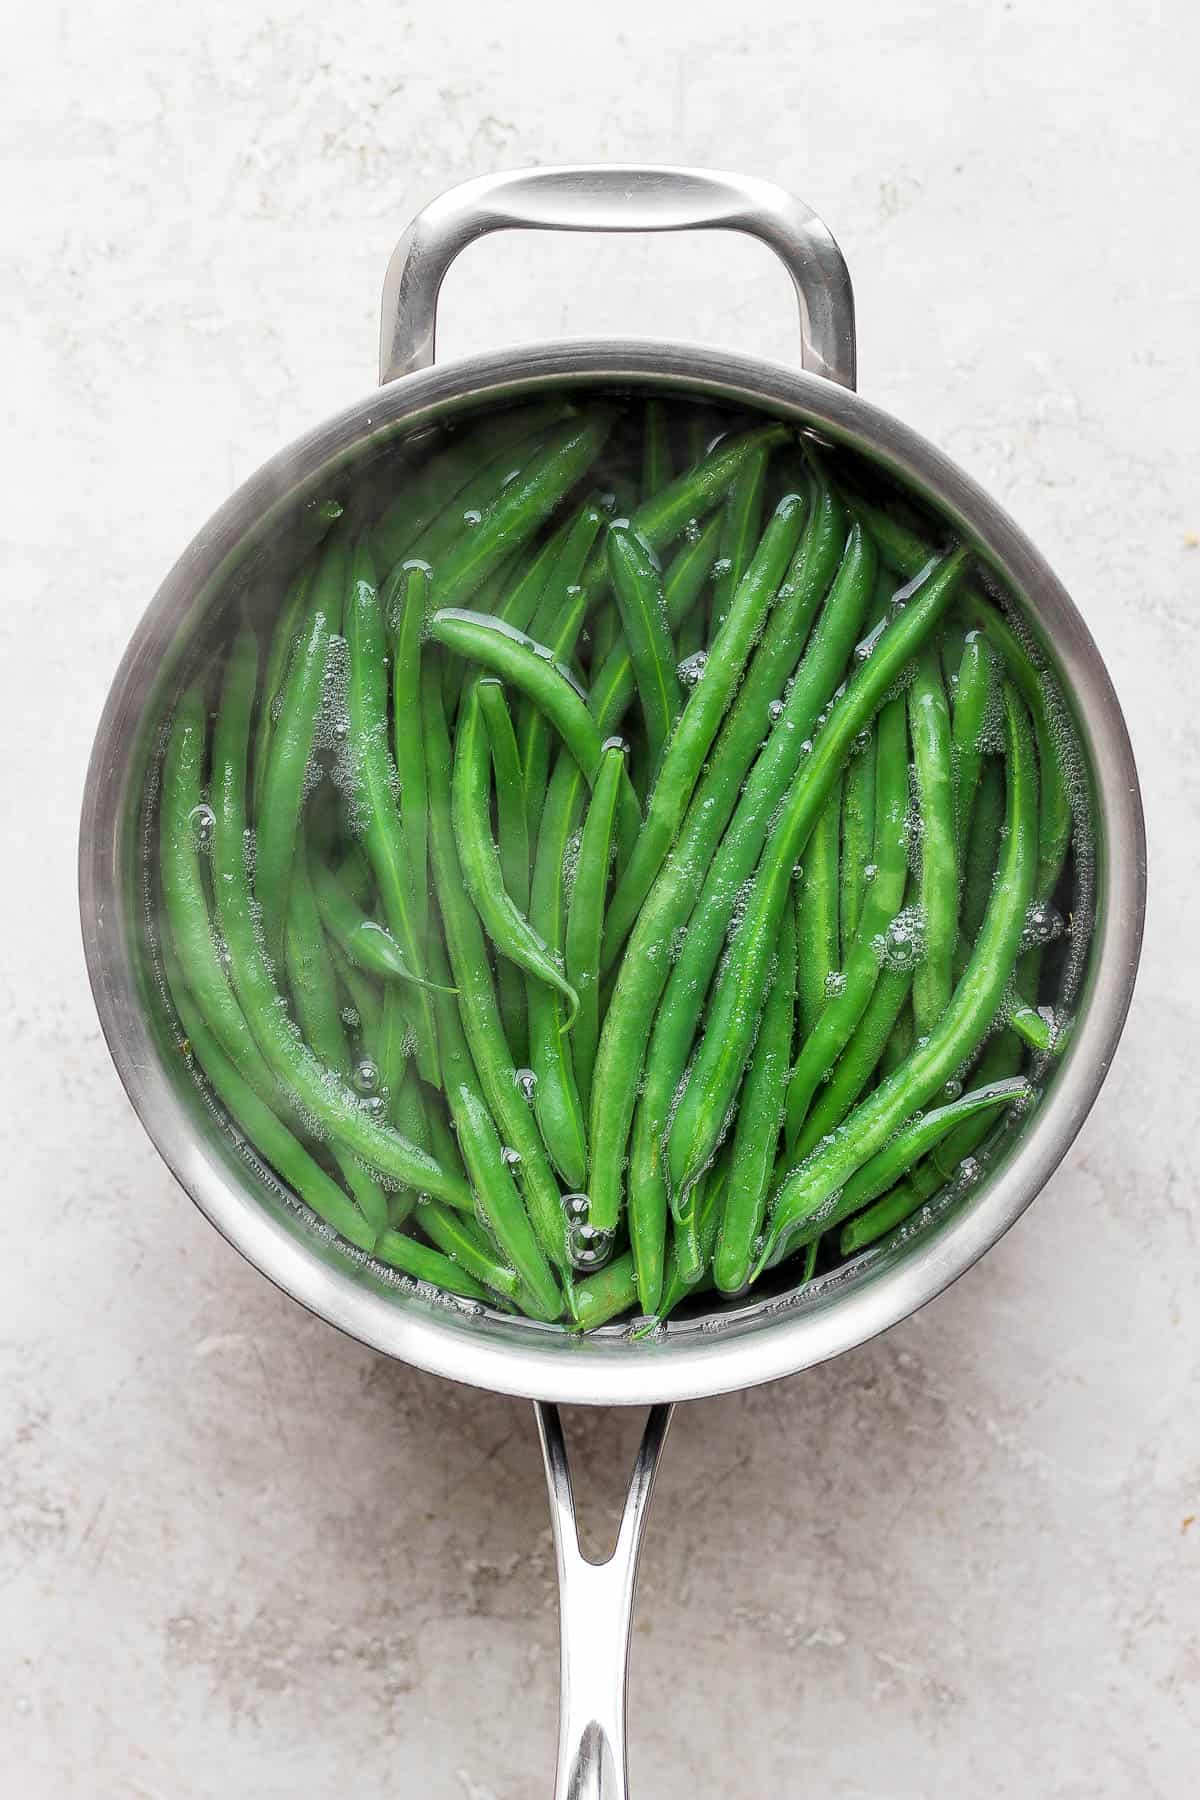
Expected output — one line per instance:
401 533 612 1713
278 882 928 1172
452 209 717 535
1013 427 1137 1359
877 906 926 969
798 739 813 757
678 650 708 688
943 1077 963 1100
568 1219 615 1270
462 508 483 527
712 556 734 581
188 803 215 850
352 1059 380 1095
1021 900 1064 948
767 698 785 724
600 735 629 755
852 727 872 754
792 862 804 880
340 1005 361 1031
863 862 879 885
515 1068 537 1102
956 1155 981 1188
562 1192 590 1223
684 517 702 544
500 1146 522 1170
825 970 847 999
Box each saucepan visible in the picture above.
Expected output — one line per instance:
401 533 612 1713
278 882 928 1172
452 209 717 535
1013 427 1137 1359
79 166 1145 1798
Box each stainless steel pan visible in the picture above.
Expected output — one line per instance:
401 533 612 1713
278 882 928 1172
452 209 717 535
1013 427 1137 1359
79 166 1145 1799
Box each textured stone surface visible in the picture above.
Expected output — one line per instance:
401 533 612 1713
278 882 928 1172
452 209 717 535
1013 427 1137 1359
2 2 1197 1795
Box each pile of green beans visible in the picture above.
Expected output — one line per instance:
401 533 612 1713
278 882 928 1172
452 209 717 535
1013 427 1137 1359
154 393 1082 1330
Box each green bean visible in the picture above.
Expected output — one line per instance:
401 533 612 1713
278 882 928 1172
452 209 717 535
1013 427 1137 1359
343 536 440 1084
714 908 796 1294
417 1199 528 1306
337 952 419 1197
949 629 999 850
421 667 573 1278
427 413 614 610
667 1158 730 1302
642 399 673 498
794 777 842 1039
666 548 970 1205
476 677 532 1059
758 682 1038 1272
372 1226 495 1304
851 497 1072 900
783 695 911 1147
564 738 626 1114
495 515 577 630
432 612 604 781
497 521 723 1215
284 852 391 1234
420 929 563 1322
792 970 913 1162
632 423 789 554
521 499 607 843
839 730 876 951
210 629 471 1205
310 849 444 986
909 642 957 1035
606 522 683 772
709 446 768 634
602 490 809 959
877 997 915 1080
569 1251 638 1332
387 561 431 950
960 758 1005 947
634 512 872 1092
253 500 345 806
163 948 377 1253
525 772 589 1190
373 400 567 569
253 563 312 813
526 497 606 651
452 679 579 1019
780 1077 1033 1258
255 529 347 957
430 608 642 854
160 683 276 1091
590 477 847 1239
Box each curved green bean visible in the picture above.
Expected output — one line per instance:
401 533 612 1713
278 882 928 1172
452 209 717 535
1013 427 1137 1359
452 679 579 1020
839 729 876 951
785 1077 1033 1258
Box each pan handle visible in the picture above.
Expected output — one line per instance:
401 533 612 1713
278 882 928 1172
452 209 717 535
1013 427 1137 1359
535 1400 675 1800
379 164 855 389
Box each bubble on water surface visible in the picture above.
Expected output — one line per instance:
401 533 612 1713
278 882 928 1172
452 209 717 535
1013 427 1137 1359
678 650 708 688
188 803 215 851
514 1068 537 1103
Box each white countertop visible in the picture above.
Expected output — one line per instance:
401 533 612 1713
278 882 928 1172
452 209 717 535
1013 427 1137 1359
2 2 1196 1794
